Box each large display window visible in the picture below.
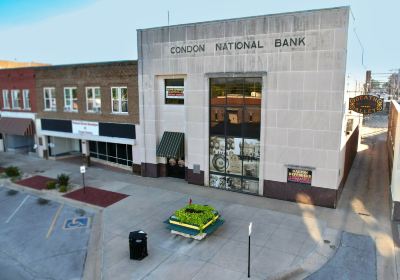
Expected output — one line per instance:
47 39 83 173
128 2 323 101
209 77 262 194
89 140 133 167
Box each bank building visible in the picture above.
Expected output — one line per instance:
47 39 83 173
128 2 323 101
137 6 359 208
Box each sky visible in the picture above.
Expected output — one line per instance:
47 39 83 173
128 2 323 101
0 0 398 82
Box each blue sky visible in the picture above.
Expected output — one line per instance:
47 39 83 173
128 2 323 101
0 0 398 82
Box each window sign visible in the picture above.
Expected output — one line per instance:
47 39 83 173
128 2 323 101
72 120 99 136
165 79 184 104
287 168 312 185
166 86 184 99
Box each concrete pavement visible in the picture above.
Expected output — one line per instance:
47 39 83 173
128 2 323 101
0 112 395 279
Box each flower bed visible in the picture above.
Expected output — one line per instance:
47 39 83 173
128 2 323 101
165 203 224 240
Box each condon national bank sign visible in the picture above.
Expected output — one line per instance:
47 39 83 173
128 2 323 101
169 37 306 54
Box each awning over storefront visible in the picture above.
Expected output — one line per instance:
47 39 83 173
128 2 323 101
0 118 35 136
156 131 184 159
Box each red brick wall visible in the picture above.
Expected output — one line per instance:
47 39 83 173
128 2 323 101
0 68 36 112
35 61 139 124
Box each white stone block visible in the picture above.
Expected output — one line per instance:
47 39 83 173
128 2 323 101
276 110 302 129
266 91 289 110
329 111 344 131
302 111 330 130
276 146 300 165
312 168 338 189
299 148 327 168
334 28 348 50
317 30 335 50
268 15 294 33
266 127 288 146
264 163 286 182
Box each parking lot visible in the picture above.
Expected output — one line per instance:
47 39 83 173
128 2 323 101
0 185 93 280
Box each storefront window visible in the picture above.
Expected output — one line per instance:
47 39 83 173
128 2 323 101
243 107 261 139
210 78 226 106
226 78 244 105
209 136 226 173
89 140 133 167
210 107 225 135
209 77 262 194
226 137 242 176
244 78 262 105
165 79 184 105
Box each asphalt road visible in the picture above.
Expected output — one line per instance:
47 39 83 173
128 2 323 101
0 186 93 280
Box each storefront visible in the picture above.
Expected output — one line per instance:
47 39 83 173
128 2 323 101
0 67 38 154
39 118 136 169
137 7 359 207
35 61 141 172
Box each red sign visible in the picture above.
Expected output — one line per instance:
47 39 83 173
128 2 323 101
166 86 184 99
287 168 312 185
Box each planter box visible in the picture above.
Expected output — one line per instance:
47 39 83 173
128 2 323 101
164 204 224 240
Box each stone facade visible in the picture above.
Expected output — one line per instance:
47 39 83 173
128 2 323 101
35 61 139 124
138 7 355 207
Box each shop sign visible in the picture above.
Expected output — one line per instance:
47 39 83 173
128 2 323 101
349 95 383 114
166 86 184 99
287 168 312 185
72 120 99 136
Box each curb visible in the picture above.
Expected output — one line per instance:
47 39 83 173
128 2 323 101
1 177 103 213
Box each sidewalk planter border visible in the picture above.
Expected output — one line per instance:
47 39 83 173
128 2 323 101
165 204 224 240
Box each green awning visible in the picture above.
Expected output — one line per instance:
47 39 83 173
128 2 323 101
156 131 184 159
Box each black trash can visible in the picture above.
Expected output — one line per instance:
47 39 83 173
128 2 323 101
129 231 148 260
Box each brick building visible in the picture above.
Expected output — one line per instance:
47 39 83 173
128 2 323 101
0 67 37 153
35 60 140 171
